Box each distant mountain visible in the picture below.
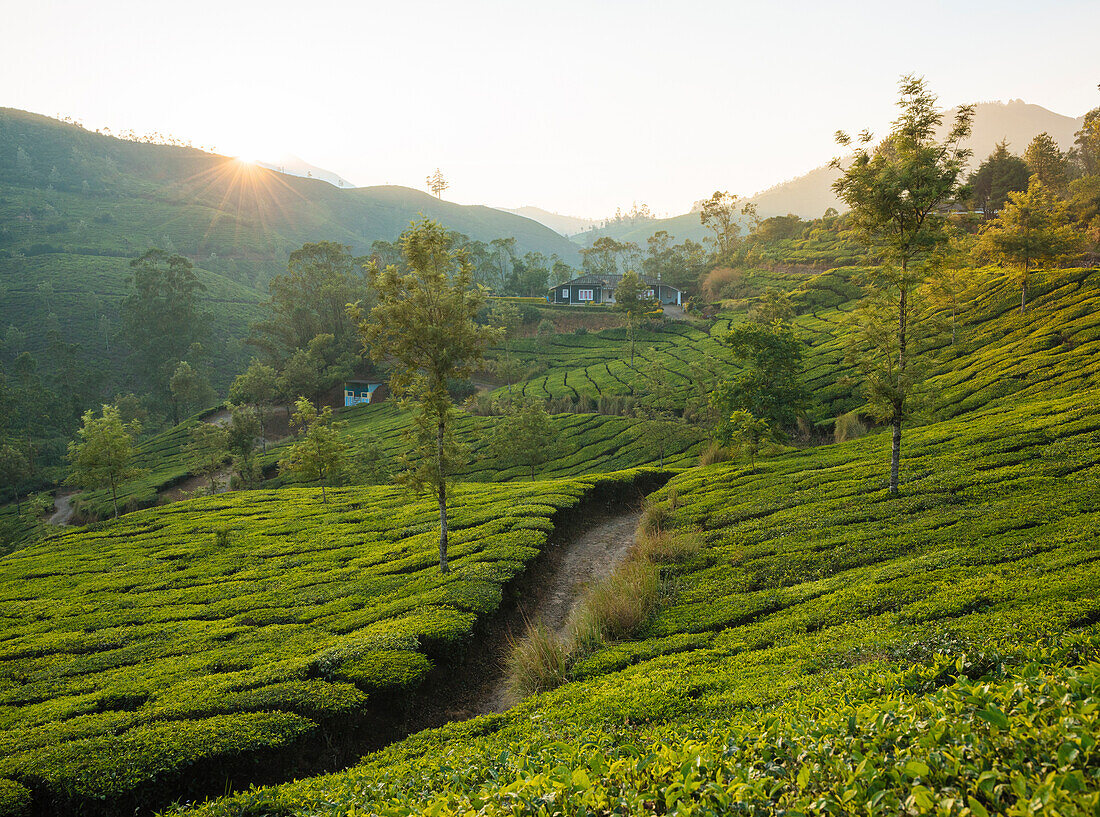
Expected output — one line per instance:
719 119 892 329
258 153 356 189
579 99 1089 245
499 206 598 237
751 100 1086 219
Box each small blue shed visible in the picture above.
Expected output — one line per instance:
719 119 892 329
344 381 383 407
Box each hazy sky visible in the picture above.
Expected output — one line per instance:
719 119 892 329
5 0 1099 217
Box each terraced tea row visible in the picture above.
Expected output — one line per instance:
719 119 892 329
0 471 654 813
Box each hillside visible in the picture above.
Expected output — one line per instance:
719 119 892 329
2 258 1098 814
499 206 598 236
174 271 1100 816
0 107 584 394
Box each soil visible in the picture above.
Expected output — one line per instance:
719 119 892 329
48 493 76 526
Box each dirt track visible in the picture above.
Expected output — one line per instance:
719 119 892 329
479 509 642 713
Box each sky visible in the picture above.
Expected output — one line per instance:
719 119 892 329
4 0 1099 218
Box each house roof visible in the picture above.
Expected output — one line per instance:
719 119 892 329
552 274 680 291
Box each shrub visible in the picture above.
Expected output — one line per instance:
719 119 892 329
506 622 570 698
834 410 867 443
573 327 588 336
536 318 555 336
0 779 30 817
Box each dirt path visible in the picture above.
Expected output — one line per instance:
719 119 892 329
49 493 76 526
479 509 642 713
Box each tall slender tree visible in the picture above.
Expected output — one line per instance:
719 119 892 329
353 217 499 573
832 75 974 493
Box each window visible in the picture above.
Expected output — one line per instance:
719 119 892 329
578 289 593 301
645 289 655 299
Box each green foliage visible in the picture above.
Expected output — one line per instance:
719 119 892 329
613 270 658 366
277 398 348 502
967 139 1030 218
122 249 209 397
185 422 228 496
714 320 807 433
65 404 145 518
716 409 771 472
357 217 501 571
179 386 1100 817
977 175 1081 311
488 401 558 480
833 76 973 492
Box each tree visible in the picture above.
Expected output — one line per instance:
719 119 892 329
976 175 1079 312
1024 132 1069 195
489 238 517 292
248 241 369 366
0 441 32 513
489 300 522 399
614 271 657 367
927 234 973 344
580 236 622 276
224 404 262 488
168 361 215 426
489 401 557 480
66 405 145 518
750 288 794 326
699 191 752 264
121 249 208 396
635 359 684 469
353 217 500 572
967 140 1030 218
229 359 277 449
427 168 449 199
714 321 808 434
720 410 771 473
186 423 228 495
1074 102 1100 176
277 397 348 502
832 74 974 493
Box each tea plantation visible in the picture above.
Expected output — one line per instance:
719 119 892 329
0 470 658 814
5 264 1100 815
175 384 1100 816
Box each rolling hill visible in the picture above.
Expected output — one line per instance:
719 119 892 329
0 108 584 394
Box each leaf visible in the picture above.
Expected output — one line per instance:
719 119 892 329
903 760 930 778
967 796 990 817
975 706 1009 730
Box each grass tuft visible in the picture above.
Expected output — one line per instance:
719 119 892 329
506 622 570 698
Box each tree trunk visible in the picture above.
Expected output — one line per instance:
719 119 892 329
111 477 119 519
437 420 449 574
892 272 908 495
890 420 901 494
1021 271 1028 313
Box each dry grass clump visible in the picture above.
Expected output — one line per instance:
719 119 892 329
569 562 659 643
506 622 570 698
834 411 868 443
639 488 680 534
698 442 730 466
636 527 702 565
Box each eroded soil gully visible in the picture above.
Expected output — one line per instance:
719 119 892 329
38 471 669 817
